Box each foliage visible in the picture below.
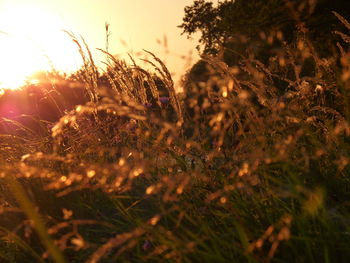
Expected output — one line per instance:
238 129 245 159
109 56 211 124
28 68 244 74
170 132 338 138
179 0 350 56
0 6 349 263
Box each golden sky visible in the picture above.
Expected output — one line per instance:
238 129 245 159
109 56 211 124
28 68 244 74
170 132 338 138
0 0 199 89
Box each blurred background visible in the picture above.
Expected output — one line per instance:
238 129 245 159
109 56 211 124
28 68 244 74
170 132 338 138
0 0 199 90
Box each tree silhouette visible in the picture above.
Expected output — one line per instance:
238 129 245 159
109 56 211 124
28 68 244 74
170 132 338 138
179 0 350 57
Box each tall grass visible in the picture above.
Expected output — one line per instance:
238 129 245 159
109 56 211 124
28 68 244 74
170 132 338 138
0 11 349 263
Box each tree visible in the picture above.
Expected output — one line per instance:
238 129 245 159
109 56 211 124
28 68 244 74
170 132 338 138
179 0 350 57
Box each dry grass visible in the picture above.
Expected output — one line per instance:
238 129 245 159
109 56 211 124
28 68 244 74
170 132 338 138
0 11 349 263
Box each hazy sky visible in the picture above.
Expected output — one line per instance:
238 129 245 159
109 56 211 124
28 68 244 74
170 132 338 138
0 0 199 88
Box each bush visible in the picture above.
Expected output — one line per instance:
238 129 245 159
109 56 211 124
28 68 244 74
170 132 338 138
0 12 350 263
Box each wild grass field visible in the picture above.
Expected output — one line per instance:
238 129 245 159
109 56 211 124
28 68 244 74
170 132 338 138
0 4 350 263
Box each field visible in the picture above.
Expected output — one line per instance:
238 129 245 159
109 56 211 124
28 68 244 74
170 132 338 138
0 11 350 263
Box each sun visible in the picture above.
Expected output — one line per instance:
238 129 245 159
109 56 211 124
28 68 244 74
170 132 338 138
0 5 83 90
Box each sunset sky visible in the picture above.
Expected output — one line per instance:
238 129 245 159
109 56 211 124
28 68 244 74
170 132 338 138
0 0 199 89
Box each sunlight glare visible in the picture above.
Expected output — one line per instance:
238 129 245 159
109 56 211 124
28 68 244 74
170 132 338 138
0 6 83 90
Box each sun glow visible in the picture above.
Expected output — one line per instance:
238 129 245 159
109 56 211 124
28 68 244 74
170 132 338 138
0 6 83 90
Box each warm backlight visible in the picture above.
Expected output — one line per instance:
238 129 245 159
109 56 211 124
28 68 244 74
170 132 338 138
0 6 82 90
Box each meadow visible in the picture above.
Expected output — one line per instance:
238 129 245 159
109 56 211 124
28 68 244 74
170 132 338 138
0 11 350 263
